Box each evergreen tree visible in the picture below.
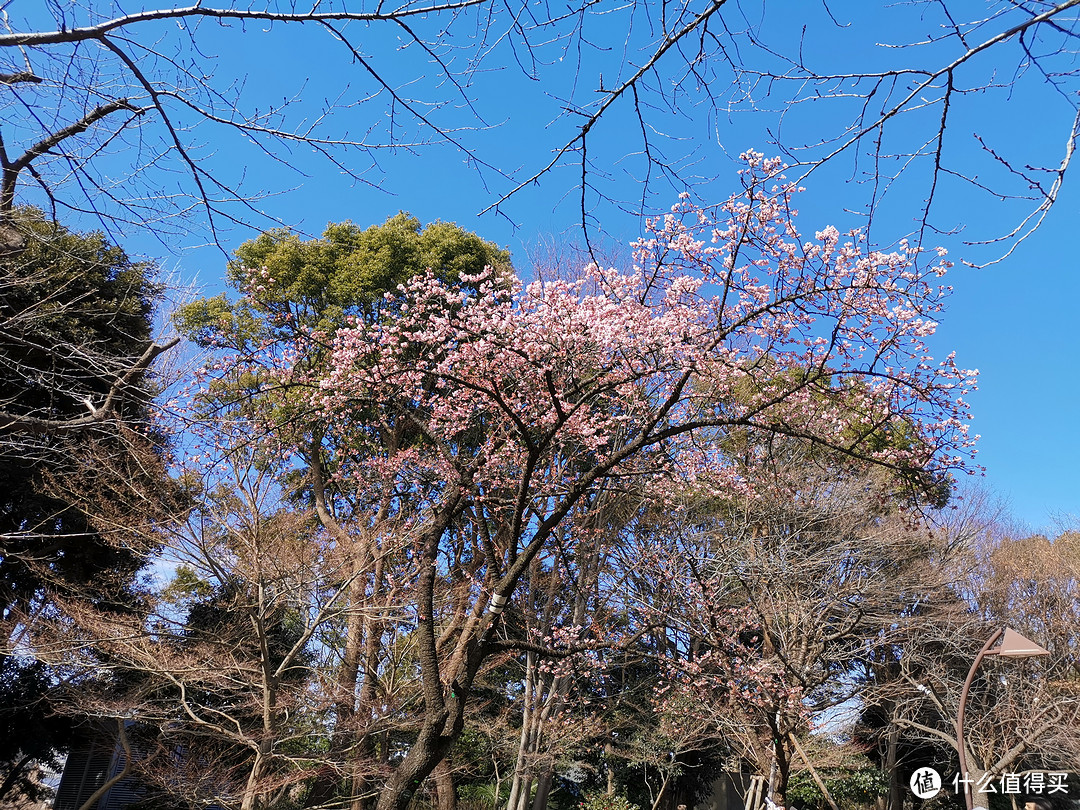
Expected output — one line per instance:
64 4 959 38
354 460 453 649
0 209 174 802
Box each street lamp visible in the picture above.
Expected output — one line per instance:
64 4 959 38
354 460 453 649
957 627 1050 810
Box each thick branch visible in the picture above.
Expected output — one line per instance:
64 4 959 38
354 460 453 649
0 99 144 214
0 3 488 48
0 72 41 85
0 337 178 435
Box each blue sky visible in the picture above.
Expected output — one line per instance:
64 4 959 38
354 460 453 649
10 1 1080 532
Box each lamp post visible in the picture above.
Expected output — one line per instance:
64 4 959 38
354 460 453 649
956 627 1050 810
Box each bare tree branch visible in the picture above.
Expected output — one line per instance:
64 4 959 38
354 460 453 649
0 97 144 214
0 334 177 435
0 2 490 48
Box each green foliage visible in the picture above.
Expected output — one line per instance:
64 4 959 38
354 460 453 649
0 207 169 804
458 781 509 810
173 211 513 517
177 211 511 347
787 765 889 810
0 207 164 593
160 565 214 604
0 209 166 613
171 292 260 347
577 791 641 810
0 208 159 398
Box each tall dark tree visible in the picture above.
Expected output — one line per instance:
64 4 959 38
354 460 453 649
0 208 175 802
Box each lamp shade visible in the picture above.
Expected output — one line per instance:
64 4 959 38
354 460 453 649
997 628 1050 658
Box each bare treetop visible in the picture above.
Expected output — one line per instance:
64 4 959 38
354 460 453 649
1 1 1077 255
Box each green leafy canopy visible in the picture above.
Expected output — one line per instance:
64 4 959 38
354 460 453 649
176 212 511 345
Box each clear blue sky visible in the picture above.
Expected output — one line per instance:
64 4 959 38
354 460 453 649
12 1 1080 533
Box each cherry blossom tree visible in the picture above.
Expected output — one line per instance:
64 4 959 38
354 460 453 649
175 213 512 810
185 154 979 810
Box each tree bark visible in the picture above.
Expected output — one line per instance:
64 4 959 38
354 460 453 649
374 720 456 810
434 757 458 810
240 749 267 810
885 724 901 810
531 770 554 810
505 650 536 810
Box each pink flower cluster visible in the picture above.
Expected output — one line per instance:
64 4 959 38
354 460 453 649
300 154 975 513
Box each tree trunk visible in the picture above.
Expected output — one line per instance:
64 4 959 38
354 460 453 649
509 776 535 810
967 766 990 810
308 439 373 809
766 728 790 809
506 651 536 810
787 733 839 810
531 770 554 810
375 493 469 810
374 721 454 810
885 725 902 810
434 757 458 810
519 535 601 810
351 550 387 810
241 749 267 810
647 771 673 810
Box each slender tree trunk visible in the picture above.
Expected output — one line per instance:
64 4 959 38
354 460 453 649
647 771 673 810
766 726 790 809
308 438 368 807
434 757 458 810
308 437 388 810
885 724 901 810
767 755 780 808
241 749 267 810
375 495 467 810
525 536 601 810
338 573 364 726
352 550 387 810
510 776 535 810
967 765 990 810
506 651 536 810
76 721 132 810
531 770 554 810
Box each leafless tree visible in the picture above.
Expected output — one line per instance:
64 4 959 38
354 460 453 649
615 447 959 810
25 437 371 810
0 2 1072 443
1 1 1078 259
863 524 1080 808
